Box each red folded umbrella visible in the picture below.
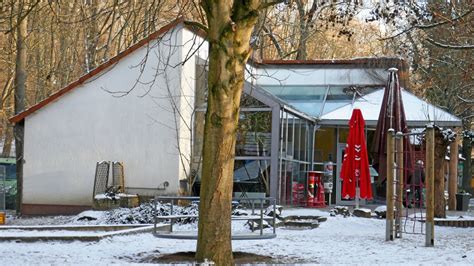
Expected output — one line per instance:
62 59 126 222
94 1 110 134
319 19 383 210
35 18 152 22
340 109 372 200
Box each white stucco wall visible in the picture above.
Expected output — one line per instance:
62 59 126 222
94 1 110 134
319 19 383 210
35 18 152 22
23 27 188 206
177 28 209 182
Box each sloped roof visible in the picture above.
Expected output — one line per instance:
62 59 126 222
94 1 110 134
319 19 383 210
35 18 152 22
319 88 462 127
259 58 405 67
9 17 406 124
10 18 187 123
244 82 316 122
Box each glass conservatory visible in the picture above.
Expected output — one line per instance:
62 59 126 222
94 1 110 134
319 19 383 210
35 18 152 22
191 64 316 204
191 64 462 206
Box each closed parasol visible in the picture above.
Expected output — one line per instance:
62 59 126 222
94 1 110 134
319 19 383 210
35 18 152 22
371 68 412 187
340 108 373 201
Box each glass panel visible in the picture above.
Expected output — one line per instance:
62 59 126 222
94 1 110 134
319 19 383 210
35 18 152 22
314 127 335 162
233 159 270 194
280 160 301 205
236 111 272 156
280 110 287 158
326 86 354 100
279 160 287 203
191 111 205 183
281 112 295 159
301 121 309 162
326 86 379 100
262 85 381 118
293 120 301 161
287 114 295 158
366 129 376 163
320 101 351 115
240 93 268 108
261 85 327 101
195 64 208 108
195 65 270 109
0 163 16 180
338 127 349 143
285 101 324 117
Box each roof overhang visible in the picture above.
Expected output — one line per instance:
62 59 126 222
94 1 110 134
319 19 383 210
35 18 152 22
318 88 462 128
318 119 462 128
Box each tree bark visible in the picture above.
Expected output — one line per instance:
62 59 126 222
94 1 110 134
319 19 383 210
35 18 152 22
14 1 28 215
295 0 309 60
434 130 447 218
83 0 99 72
1 123 13 157
196 1 260 265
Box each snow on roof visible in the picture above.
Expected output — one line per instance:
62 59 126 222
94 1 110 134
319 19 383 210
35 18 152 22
319 88 462 127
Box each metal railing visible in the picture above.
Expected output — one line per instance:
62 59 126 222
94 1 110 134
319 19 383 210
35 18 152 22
153 196 277 240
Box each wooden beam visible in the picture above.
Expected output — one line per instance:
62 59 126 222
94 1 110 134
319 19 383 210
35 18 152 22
395 132 404 238
425 126 435 247
386 129 395 241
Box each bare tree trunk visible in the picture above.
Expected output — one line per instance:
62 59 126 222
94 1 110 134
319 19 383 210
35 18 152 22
84 0 99 72
2 122 13 157
295 27 308 60
195 1 260 264
295 0 309 60
14 1 28 215
434 130 447 218
1 76 14 158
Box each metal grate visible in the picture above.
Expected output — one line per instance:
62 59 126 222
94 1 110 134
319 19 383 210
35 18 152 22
112 162 125 193
93 161 110 196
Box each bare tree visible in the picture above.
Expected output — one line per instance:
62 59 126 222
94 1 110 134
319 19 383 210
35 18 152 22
375 1 473 192
191 1 288 264
13 0 29 214
255 0 362 60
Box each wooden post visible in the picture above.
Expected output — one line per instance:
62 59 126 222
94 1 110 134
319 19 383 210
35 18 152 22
386 129 395 241
395 132 404 238
425 126 435 247
448 134 458 211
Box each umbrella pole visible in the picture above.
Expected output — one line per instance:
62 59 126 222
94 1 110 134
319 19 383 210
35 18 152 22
356 178 360 209
386 129 395 241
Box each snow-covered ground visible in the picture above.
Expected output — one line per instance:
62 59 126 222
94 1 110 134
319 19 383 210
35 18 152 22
1 208 473 264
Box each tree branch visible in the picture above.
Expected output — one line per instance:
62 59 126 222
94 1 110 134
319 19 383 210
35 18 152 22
183 20 208 34
417 9 473 29
426 38 474 50
380 8 473 41
4 0 41 35
457 95 474 104
262 25 284 58
258 0 286 11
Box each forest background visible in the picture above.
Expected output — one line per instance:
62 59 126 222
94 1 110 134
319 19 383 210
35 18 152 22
0 0 472 186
